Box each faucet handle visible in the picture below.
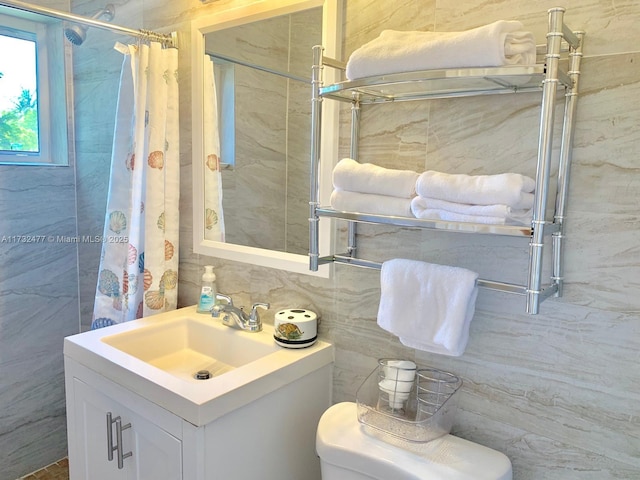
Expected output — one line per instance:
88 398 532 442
250 302 270 321
210 293 233 318
215 293 233 306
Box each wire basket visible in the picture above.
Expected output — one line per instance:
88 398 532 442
356 359 462 443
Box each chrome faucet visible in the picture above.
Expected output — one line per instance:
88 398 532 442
210 293 269 332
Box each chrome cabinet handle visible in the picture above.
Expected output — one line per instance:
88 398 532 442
106 412 117 461
115 417 132 469
106 411 133 469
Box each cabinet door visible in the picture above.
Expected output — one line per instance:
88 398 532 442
126 403 183 480
71 378 182 480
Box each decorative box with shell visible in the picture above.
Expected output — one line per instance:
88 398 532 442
273 309 318 349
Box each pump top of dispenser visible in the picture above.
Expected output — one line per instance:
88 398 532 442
203 265 216 281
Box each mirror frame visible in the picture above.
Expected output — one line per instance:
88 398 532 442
191 0 341 277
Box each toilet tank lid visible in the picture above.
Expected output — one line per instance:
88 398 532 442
316 402 512 480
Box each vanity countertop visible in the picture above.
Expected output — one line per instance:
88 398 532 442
64 305 334 426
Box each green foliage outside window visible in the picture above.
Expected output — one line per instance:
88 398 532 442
0 86 39 152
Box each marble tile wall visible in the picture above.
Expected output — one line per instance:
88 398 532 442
0 3 81 479
167 1 640 479
0 166 80 480
32 0 638 478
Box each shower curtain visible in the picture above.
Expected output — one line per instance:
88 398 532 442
92 41 179 328
203 55 225 241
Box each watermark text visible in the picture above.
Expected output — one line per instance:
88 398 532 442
0 235 129 244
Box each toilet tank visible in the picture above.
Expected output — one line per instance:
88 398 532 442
316 402 512 480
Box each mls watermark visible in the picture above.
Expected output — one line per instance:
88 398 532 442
0 235 129 244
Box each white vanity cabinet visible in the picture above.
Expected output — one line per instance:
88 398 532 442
66 360 186 480
64 316 334 480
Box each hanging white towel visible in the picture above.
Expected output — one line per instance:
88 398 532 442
331 190 414 218
377 259 479 357
346 20 537 80
410 196 532 225
415 170 535 210
332 158 419 198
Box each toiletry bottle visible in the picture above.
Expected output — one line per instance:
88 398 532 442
196 265 217 313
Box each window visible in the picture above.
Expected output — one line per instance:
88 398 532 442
0 13 70 165
0 29 41 155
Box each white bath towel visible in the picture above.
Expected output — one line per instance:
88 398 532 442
415 170 535 210
331 189 414 218
377 259 479 357
346 20 537 80
332 158 419 198
410 196 532 225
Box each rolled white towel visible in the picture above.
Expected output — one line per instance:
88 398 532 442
346 20 536 80
330 189 414 218
410 196 532 225
332 158 419 198
415 170 535 210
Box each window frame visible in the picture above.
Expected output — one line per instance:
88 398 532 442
0 12 69 166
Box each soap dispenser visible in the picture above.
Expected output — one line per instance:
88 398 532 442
196 265 217 313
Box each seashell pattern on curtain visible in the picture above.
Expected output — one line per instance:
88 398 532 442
92 41 180 328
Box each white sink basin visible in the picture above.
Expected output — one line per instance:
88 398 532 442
64 306 334 426
101 316 280 381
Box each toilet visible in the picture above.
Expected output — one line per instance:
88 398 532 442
316 402 512 480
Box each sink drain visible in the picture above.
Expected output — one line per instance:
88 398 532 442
194 370 212 380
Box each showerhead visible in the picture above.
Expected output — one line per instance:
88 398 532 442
64 24 87 45
64 4 116 46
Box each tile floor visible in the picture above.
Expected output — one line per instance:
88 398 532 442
19 458 69 480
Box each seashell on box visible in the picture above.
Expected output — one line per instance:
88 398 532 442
274 309 318 349
109 211 127 234
157 212 165 232
148 150 164 170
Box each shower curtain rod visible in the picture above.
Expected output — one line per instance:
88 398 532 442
0 0 176 47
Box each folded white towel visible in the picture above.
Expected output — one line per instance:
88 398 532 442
333 158 419 198
377 259 479 357
331 190 414 218
415 170 535 210
346 20 537 80
410 196 532 225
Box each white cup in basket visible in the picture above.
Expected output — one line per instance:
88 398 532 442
377 359 417 411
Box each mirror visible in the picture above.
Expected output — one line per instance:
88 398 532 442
191 0 341 276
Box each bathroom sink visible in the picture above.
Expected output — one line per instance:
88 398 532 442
101 316 280 381
63 305 334 426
